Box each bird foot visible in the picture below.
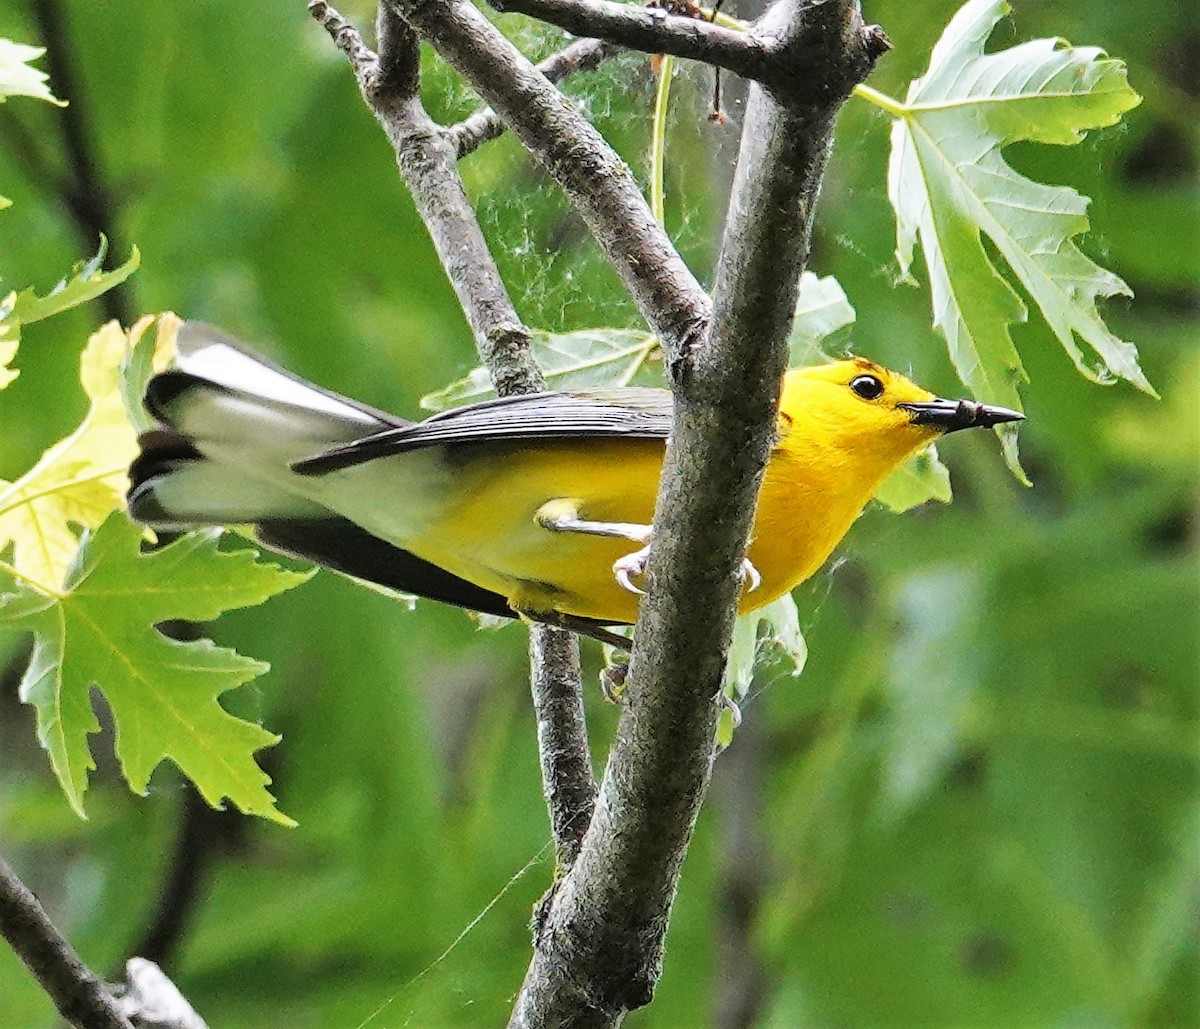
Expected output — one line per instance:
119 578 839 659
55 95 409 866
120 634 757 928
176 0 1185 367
613 544 651 595
614 548 762 596
740 556 762 593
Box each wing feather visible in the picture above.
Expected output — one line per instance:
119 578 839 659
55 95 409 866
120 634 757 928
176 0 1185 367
292 388 673 476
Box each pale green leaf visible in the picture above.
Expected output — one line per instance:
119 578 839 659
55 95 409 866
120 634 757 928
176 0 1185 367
875 444 953 513
0 240 141 358
0 316 176 590
719 594 807 748
1 515 312 824
789 271 856 366
421 328 660 410
424 277 853 411
885 0 1148 474
0 39 65 106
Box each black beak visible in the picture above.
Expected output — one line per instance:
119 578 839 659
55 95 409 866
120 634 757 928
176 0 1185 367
897 398 1025 434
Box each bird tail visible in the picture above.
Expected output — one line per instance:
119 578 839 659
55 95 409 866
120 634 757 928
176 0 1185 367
127 322 403 530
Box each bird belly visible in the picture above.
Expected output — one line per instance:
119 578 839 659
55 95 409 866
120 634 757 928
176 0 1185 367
323 439 665 623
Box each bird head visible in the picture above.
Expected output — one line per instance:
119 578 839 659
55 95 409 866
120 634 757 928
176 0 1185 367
777 357 1023 469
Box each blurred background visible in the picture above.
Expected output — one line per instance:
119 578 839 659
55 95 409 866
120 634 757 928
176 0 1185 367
0 0 1195 1025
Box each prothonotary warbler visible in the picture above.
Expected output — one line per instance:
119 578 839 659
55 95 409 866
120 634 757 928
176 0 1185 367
128 323 1022 642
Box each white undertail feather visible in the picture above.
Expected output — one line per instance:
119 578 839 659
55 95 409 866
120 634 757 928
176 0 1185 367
131 323 399 528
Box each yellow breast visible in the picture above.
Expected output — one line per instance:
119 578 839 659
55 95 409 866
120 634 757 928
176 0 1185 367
381 432 871 625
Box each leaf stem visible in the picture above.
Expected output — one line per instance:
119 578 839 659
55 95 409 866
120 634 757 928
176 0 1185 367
650 55 673 227
852 82 907 117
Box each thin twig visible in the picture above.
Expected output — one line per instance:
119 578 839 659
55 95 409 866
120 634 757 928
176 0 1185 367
309 0 595 874
529 628 597 874
488 0 776 82
0 854 134 1029
450 37 612 159
383 0 712 367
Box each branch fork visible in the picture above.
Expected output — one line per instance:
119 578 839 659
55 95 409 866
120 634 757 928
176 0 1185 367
307 0 888 1024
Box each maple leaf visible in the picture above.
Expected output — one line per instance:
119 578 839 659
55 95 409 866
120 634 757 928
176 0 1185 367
0 313 176 590
0 39 65 207
0 515 312 825
423 273 857 410
878 0 1147 472
876 445 953 514
421 327 661 411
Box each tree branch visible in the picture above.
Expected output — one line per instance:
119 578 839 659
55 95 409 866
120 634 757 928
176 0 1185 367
508 0 883 1022
0 854 134 1029
529 627 597 873
309 0 595 875
490 0 776 81
383 0 712 365
449 37 612 159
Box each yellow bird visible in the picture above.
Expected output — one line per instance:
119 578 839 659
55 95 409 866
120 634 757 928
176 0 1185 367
128 323 1022 641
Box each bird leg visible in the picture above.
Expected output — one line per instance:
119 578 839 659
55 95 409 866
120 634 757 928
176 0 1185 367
536 499 653 595
528 608 632 703
535 498 762 597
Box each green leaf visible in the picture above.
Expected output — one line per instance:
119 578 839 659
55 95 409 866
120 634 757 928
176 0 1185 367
0 39 65 106
878 567 986 818
420 327 660 410
875 444 953 513
0 39 65 208
0 515 313 825
8 237 140 328
719 594 807 748
789 271 856 366
0 317 174 591
884 0 1148 473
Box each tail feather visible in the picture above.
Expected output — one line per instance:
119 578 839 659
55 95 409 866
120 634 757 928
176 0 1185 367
129 322 401 529
173 322 400 427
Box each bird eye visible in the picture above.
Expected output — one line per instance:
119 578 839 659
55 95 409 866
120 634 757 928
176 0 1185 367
850 374 884 400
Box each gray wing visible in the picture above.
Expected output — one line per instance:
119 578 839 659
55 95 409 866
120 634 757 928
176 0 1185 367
291 387 673 476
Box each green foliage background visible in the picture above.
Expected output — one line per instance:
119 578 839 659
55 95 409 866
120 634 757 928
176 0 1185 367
0 0 1195 1025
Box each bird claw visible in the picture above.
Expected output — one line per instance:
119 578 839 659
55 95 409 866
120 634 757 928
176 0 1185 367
741 557 762 593
613 545 651 595
614 546 758 597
